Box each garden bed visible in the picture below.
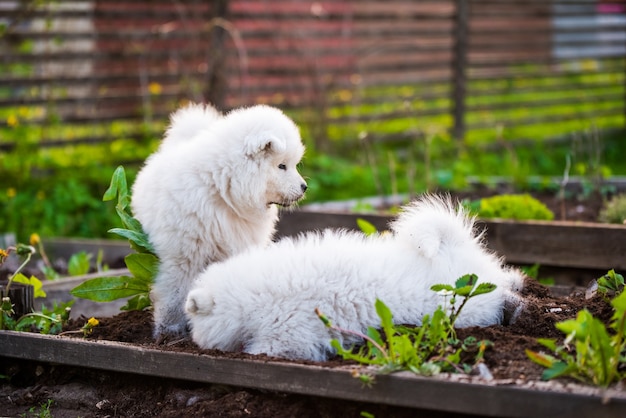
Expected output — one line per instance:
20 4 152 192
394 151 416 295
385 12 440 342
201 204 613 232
1 191 625 416
1 278 625 417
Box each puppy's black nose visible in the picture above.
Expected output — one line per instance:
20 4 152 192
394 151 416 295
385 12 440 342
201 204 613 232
301 183 308 193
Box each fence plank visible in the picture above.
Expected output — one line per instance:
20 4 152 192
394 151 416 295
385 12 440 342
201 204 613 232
0 0 623 157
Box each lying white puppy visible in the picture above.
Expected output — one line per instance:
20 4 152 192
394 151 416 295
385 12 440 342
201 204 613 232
132 103 307 340
185 195 524 361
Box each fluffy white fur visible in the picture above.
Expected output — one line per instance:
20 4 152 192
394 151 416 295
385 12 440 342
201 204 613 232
132 103 307 339
185 195 525 361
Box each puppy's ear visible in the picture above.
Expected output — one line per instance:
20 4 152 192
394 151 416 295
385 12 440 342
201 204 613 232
244 133 286 156
185 289 215 315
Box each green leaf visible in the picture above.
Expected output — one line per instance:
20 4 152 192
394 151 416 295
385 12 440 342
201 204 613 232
121 293 151 311
536 338 558 352
597 269 624 295
470 282 497 297
366 326 386 359
455 274 477 289
115 207 144 232
556 315 587 338
541 361 572 381
68 251 92 276
70 276 151 302
454 274 478 297
611 290 626 312
375 299 394 333
526 349 556 368
375 298 395 358
124 253 158 283
108 228 155 253
454 285 474 297
430 284 454 292
356 218 378 236
12 273 46 298
103 166 127 201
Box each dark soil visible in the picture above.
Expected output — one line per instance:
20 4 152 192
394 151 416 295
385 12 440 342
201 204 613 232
0 191 623 417
1 278 621 417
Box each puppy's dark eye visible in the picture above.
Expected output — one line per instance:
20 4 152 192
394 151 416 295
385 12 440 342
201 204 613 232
278 164 287 170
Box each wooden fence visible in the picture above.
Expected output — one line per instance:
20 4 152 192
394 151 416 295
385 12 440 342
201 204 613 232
0 0 624 165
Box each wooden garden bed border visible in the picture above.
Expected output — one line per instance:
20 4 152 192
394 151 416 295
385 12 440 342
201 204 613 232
1 330 625 418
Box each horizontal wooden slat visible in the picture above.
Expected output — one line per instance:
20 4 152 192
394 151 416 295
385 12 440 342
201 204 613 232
1 331 624 418
0 0 623 153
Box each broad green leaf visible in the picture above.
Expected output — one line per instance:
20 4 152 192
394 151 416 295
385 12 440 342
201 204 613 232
356 218 378 236
115 207 144 232
68 251 92 276
124 253 158 283
611 290 626 312
108 228 155 253
121 293 151 311
556 312 589 338
70 276 151 302
455 274 477 290
536 338 558 352
470 282 497 297
454 285 474 297
541 361 572 381
103 166 128 204
12 273 46 298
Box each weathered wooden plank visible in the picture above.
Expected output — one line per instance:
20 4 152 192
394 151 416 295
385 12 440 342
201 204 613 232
0 331 625 418
46 237 132 267
483 219 626 270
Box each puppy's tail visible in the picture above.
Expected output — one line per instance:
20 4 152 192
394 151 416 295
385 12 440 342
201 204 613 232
162 103 222 147
391 194 479 259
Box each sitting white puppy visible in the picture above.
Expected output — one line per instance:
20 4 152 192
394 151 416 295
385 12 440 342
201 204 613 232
132 103 307 340
185 195 524 361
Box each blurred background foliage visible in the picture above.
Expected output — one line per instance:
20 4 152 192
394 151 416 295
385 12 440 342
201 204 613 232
1 1 625 240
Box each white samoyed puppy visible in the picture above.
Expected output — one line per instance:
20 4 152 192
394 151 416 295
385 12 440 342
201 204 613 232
185 195 525 361
132 103 307 340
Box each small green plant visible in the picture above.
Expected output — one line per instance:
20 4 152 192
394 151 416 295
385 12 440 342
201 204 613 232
0 242 74 333
67 251 92 277
23 398 54 418
71 166 158 311
598 194 626 224
596 269 624 299
6 299 74 334
526 281 626 387
471 194 555 221
317 274 496 379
